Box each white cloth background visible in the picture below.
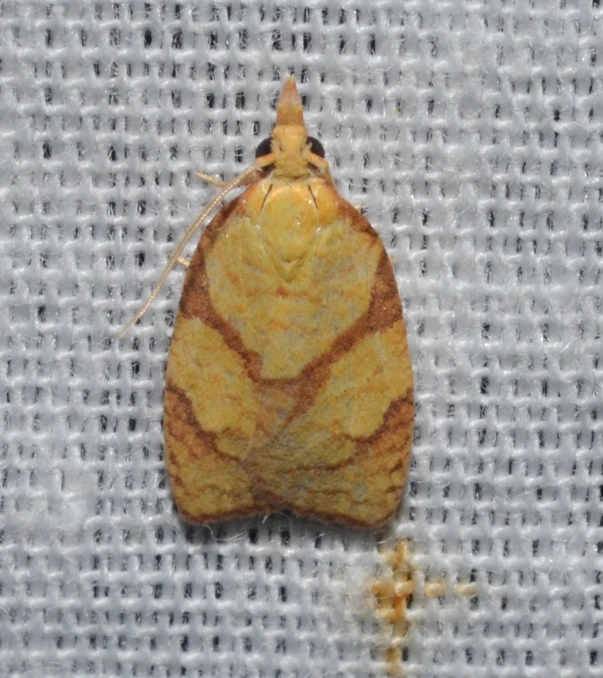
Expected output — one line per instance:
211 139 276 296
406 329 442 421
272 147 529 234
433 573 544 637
0 1 601 676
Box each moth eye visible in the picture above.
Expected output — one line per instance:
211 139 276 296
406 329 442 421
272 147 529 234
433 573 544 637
307 136 325 158
255 137 273 158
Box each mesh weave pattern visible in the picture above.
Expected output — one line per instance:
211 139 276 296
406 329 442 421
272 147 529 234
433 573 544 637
1 1 601 676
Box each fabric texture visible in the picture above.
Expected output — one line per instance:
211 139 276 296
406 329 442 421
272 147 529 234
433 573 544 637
0 1 601 676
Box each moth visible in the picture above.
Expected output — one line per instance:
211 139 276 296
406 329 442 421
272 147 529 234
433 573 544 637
123 77 414 527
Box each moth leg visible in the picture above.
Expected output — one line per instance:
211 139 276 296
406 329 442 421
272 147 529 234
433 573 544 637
196 171 229 187
197 168 265 189
177 256 190 269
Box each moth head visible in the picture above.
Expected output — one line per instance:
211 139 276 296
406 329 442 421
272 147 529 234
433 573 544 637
254 76 330 179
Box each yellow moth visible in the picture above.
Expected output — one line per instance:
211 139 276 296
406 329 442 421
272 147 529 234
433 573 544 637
123 77 414 527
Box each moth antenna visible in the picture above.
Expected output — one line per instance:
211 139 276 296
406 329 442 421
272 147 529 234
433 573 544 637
118 165 258 339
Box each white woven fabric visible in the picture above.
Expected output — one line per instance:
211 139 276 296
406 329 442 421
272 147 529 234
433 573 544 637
1 1 601 676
